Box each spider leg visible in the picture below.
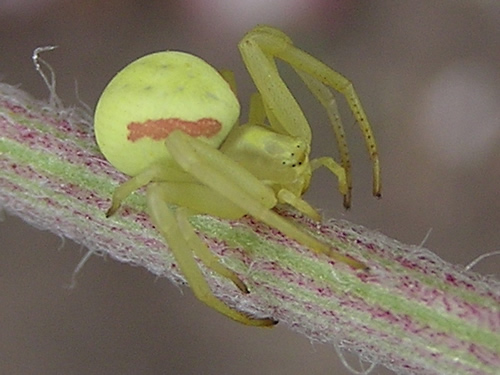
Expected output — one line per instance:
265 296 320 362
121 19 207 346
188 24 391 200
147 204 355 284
106 163 162 217
149 180 247 219
166 130 367 270
106 162 193 217
276 189 321 221
239 32 312 142
219 69 238 98
310 156 349 205
247 92 267 126
147 183 276 327
144 181 251 290
174 207 248 293
295 71 352 208
239 25 381 201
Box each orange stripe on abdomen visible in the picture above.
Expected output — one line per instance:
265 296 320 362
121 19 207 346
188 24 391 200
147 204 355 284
127 118 222 142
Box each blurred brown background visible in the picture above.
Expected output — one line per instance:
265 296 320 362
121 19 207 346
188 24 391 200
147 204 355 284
1 1 499 374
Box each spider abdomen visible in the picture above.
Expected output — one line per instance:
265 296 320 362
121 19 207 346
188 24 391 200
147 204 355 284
94 51 240 177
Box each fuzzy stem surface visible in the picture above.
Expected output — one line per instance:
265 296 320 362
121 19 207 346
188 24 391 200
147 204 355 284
0 83 498 375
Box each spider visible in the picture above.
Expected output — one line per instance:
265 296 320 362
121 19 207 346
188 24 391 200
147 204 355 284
94 25 380 327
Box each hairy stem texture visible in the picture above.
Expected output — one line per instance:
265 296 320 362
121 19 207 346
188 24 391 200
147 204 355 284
0 83 498 375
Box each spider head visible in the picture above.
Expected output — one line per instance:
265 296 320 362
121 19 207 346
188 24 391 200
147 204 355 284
220 123 312 192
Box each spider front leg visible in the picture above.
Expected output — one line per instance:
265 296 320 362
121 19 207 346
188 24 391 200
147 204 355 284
310 157 349 197
239 25 381 206
296 71 353 207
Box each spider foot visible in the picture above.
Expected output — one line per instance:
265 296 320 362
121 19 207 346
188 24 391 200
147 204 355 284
105 201 120 217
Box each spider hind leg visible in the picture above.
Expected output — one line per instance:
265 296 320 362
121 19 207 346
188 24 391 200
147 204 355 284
146 183 276 327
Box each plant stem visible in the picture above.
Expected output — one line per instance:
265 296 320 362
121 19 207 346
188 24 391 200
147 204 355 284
0 83 498 375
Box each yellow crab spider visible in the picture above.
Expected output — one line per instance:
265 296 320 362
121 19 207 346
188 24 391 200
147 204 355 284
94 25 381 327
